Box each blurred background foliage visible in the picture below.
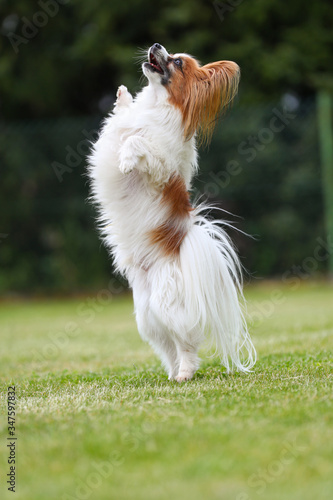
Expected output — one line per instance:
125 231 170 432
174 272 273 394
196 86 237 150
0 0 332 294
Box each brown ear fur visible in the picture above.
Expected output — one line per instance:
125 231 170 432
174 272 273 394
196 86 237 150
167 58 240 145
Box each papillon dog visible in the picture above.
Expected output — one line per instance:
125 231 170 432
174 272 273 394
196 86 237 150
88 43 256 382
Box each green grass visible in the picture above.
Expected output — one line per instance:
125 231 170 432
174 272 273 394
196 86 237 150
0 282 333 500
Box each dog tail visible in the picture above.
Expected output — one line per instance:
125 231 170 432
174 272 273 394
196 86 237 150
180 207 256 373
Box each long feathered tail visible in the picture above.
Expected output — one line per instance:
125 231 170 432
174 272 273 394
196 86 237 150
179 206 256 373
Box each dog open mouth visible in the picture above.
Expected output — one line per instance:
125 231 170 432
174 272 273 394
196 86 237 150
148 53 164 74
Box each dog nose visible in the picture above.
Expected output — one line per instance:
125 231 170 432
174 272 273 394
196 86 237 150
153 43 162 50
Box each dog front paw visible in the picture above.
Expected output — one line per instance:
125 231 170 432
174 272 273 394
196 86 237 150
119 159 135 174
119 136 148 175
116 85 133 107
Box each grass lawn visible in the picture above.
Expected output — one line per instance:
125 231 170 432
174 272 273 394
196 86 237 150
0 281 332 500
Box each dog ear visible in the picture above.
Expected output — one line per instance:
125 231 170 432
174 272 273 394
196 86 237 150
194 60 240 145
167 57 240 144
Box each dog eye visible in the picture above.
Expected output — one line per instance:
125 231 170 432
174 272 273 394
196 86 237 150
173 58 182 67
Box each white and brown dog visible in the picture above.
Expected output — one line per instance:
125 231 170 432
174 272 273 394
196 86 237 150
88 43 256 381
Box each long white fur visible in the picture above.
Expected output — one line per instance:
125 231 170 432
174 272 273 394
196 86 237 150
88 47 256 382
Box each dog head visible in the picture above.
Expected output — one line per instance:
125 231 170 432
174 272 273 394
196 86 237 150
143 43 240 143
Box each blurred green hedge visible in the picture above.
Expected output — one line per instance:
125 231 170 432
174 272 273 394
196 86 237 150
0 99 326 294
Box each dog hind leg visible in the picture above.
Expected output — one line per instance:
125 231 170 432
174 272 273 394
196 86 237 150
132 268 179 379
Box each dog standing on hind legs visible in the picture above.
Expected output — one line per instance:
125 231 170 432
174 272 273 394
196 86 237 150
88 43 256 381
